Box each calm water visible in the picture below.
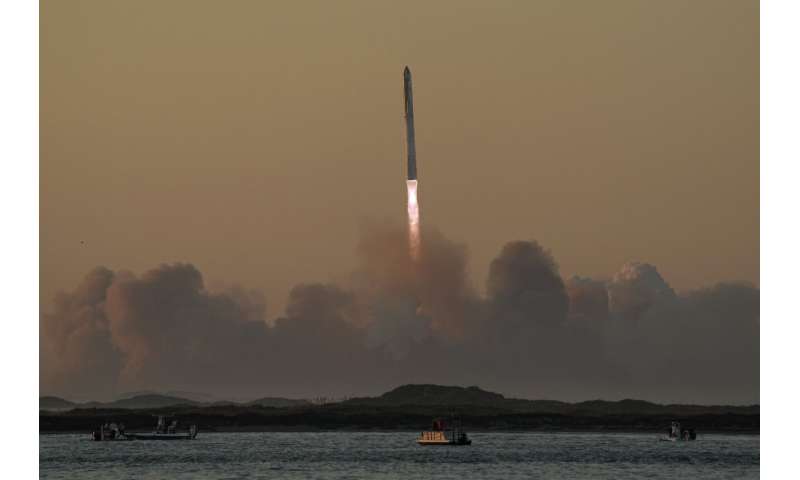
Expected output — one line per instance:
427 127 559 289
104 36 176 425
40 432 759 479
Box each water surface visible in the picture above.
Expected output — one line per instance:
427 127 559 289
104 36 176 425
40 431 759 479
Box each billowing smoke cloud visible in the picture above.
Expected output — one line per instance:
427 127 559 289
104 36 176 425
608 262 676 322
566 276 610 325
352 221 479 344
103 264 276 390
40 267 123 400
40 224 759 404
487 241 569 329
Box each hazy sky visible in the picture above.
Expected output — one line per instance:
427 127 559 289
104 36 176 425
41 0 758 316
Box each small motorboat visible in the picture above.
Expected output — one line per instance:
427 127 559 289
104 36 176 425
417 417 471 446
92 416 198 441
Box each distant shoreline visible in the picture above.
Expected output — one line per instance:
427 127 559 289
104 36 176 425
40 385 759 435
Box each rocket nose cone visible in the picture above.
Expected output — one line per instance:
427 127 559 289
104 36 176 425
404 66 411 77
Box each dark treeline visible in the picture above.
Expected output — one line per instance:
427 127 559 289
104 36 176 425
41 404 758 434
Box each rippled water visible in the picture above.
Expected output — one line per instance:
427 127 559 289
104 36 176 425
40 431 759 479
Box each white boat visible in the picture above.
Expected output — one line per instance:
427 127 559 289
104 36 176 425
128 416 198 440
92 416 198 441
127 429 197 441
417 417 471 446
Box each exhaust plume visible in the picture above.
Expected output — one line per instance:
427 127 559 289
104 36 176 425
406 180 420 260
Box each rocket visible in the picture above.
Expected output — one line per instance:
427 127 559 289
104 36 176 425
403 66 417 180
403 66 421 259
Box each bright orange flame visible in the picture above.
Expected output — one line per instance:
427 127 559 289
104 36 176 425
406 180 420 260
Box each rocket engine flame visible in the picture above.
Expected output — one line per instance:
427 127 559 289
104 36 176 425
407 180 420 260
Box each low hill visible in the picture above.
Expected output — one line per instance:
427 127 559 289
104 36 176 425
342 384 758 416
104 394 201 409
39 393 310 411
116 390 218 403
371 384 505 405
246 397 310 408
39 396 76 411
39 394 201 411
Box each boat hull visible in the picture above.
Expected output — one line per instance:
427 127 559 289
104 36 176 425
127 433 196 441
417 440 472 446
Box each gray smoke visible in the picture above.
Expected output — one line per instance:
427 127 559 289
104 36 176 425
40 224 759 404
487 240 569 328
40 267 122 400
608 262 676 322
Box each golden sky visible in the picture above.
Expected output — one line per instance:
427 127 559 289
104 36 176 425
41 0 758 315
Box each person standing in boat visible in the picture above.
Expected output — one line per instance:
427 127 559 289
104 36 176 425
670 421 680 439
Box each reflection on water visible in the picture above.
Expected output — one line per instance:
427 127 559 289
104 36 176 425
40 431 759 479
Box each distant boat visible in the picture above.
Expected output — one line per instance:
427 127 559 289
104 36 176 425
91 416 198 441
417 417 471 446
659 421 696 442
